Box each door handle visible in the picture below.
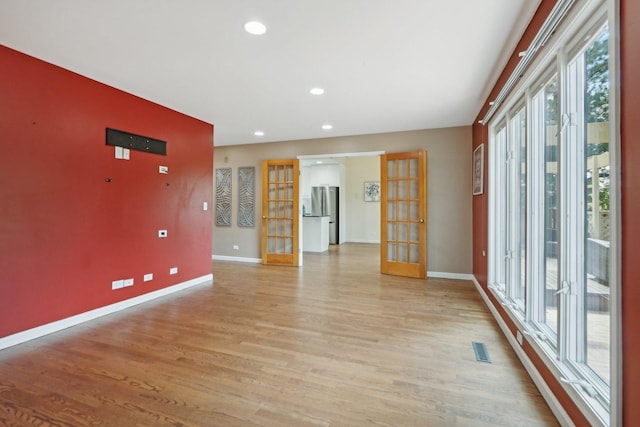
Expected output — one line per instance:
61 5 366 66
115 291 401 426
419 218 425 223
262 215 267 219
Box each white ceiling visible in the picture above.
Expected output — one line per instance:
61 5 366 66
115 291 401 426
0 0 540 147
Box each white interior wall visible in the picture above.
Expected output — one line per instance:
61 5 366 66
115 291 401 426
345 156 381 243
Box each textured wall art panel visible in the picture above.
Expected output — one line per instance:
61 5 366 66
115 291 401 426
215 167 232 226
238 166 256 227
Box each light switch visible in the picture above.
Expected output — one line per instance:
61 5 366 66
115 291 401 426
203 202 208 211
159 165 169 174
115 146 130 160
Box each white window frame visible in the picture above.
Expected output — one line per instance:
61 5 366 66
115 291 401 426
506 103 527 313
530 69 562 348
563 17 613 402
488 123 508 297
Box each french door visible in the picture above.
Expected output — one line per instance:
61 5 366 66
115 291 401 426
380 151 427 278
261 159 300 266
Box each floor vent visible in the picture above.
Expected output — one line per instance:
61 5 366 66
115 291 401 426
472 342 491 363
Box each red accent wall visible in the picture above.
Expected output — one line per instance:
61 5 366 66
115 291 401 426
0 45 213 338
472 0 640 425
620 0 640 424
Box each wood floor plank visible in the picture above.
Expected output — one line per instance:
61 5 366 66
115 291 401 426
0 243 558 426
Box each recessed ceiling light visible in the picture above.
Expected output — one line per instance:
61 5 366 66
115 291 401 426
322 124 333 130
316 161 323 164
244 21 267 35
310 88 325 95
254 131 264 136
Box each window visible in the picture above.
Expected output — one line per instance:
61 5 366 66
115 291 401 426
582 27 611 386
490 125 508 295
490 107 527 313
512 107 527 311
488 3 614 424
541 75 560 341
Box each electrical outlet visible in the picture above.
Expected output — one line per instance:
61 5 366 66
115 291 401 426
233 245 239 250
159 165 169 174
203 202 208 211
144 273 153 282
158 229 168 238
170 267 178 275
112 280 124 290
123 278 134 287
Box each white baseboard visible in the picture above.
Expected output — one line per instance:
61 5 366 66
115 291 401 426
471 276 574 427
427 271 475 281
345 239 381 244
0 274 213 351
212 255 262 263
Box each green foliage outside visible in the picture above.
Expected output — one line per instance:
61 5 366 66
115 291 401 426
586 28 610 212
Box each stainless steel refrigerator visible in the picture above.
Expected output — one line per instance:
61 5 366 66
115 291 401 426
310 186 339 244
310 186 328 217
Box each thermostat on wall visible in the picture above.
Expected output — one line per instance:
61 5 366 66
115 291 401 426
159 165 169 174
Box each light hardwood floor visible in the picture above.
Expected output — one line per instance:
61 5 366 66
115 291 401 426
0 243 558 426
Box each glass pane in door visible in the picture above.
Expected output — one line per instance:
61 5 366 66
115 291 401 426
398 243 408 262
398 223 407 241
410 244 419 263
387 243 396 262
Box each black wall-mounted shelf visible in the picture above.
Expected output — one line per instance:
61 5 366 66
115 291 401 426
106 128 166 155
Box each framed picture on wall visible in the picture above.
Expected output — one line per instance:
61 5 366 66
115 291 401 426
472 144 484 195
364 181 380 202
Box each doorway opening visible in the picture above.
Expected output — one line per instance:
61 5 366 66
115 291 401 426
298 151 383 265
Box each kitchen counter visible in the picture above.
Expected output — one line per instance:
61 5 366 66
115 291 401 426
303 215 329 252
